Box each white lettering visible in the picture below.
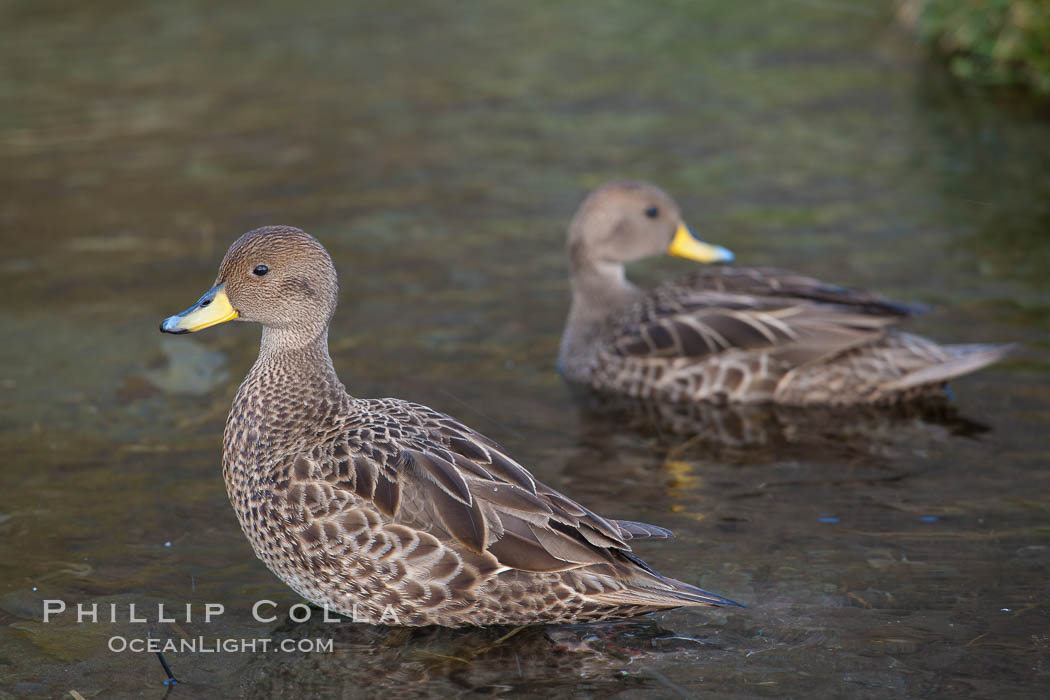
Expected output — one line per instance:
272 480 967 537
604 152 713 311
128 604 145 623
108 635 127 652
379 605 400 625
204 603 224 623
288 603 311 623
77 603 98 624
157 604 175 623
42 600 65 623
252 599 277 623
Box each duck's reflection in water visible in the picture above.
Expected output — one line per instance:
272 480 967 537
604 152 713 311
238 612 734 697
568 387 990 465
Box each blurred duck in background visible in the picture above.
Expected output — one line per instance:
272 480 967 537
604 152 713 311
558 180 1012 406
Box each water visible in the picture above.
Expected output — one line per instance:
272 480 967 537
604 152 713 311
1 0 1049 697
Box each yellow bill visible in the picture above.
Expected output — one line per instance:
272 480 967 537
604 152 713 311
668 223 734 263
160 282 239 334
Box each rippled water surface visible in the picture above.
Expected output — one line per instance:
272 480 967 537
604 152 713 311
2 1 1049 697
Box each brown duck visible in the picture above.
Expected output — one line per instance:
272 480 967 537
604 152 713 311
558 180 1011 405
160 226 740 627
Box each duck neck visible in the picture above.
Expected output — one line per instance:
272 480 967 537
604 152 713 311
255 326 348 397
227 326 351 451
559 260 643 378
259 324 333 367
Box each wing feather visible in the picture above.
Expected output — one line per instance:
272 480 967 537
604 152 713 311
607 265 917 366
285 399 676 575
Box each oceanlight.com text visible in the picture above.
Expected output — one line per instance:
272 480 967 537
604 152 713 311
108 636 334 654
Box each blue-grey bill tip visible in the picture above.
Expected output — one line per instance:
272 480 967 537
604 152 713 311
159 315 189 334
713 245 734 263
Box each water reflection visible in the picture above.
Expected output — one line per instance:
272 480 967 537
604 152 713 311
240 616 712 697
570 387 991 463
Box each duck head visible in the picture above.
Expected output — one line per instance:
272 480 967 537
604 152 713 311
160 225 338 346
567 180 733 272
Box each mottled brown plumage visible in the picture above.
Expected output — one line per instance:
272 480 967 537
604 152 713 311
558 181 1011 405
161 225 739 627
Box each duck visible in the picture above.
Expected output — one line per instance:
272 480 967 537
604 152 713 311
558 180 1012 405
160 225 740 627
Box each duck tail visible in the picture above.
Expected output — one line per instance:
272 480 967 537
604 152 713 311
657 575 747 608
594 575 745 609
881 343 1016 393
595 551 744 609
614 519 674 541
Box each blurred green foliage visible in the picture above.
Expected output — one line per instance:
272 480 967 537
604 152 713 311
899 0 1050 93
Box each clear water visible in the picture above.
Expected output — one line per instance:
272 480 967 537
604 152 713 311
1 1 1049 697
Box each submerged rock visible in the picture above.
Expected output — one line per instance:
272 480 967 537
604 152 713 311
145 336 228 396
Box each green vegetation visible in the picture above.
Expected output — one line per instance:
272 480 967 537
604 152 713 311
899 0 1050 93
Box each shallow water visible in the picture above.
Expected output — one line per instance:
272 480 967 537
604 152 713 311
2 0 1049 697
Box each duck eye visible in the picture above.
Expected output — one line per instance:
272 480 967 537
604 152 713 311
253 265 269 277
645 206 659 219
